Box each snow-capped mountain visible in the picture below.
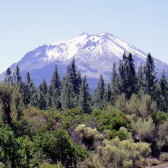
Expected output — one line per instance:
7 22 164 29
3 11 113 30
1 33 168 89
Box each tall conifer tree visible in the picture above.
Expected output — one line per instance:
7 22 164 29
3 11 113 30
79 76 91 114
4 67 12 86
111 63 120 104
93 74 106 109
159 71 168 112
50 65 62 109
38 79 48 110
144 53 158 99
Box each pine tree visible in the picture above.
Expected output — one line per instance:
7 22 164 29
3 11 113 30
39 78 48 95
79 76 91 114
105 83 112 104
118 53 136 99
67 59 79 95
159 71 168 112
38 79 48 110
50 65 62 109
21 72 35 106
4 67 12 86
127 53 136 99
77 71 82 89
144 53 158 99
13 65 22 86
111 63 120 104
137 62 145 95
61 77 74 109
93 74 106 109
30 85 39 107
118 53 127 94
61 59 80 109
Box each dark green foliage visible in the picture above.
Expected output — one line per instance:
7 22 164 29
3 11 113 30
79 76 91 114
158 71 168 112
67 59 80 96
95 107 131 131
144 53 158 99
21 72 35 106
61 76 76 109
38 130 88 166
61 59 81 109
137 62 145 95
50 65 62 109
0 125 38 168
38 79 48 110
118 53 137 99
93 74 106 109
118 52 127 94
127 53 137 98
105 83 112 104
0 85 13 127
13 65 22 86
4 67 12 86
111 63 120 104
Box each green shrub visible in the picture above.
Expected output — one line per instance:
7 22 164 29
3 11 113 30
75 124 103 149
80 137 151 168
40 162 63 168
98 137 150 167
123 160 133 168
158 121 168 152
104 127 131 140
36 129 88 166
96 108 131 132
0 125 39 168
160 152 168 162
131 117 155 141
156 111 168 124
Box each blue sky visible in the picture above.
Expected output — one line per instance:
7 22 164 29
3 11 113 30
0 0 168 72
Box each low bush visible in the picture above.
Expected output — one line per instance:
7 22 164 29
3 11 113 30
79 137 151 168
160 152 168 162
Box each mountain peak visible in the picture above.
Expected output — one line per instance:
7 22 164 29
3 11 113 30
1 32 167 88
80 32 90 37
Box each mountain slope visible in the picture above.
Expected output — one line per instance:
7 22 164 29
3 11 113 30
1 33 168 89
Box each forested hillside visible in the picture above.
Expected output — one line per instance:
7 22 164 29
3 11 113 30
0 53 168 168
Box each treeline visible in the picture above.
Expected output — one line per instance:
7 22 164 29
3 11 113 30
4 53 168 113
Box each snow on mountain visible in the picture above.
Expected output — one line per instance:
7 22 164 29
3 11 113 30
1 33 168 89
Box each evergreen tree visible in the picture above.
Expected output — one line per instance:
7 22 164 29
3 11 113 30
50 65 62 109
4 67 12 86
77 71 82 88
93 74 106 109
30 85 39 107
61 59 80 109
118 53 127 94
137 62 145 95
111 63 120 104
159 71 168 112
13 65 22 86
21 72 34 106
39 78 48 95
67 59 79 95
38 79 48 110
105 83 112 104
79 76 91 114
61 77 75 109
118 53 136 99
127 53 136 99
144 53 158 99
